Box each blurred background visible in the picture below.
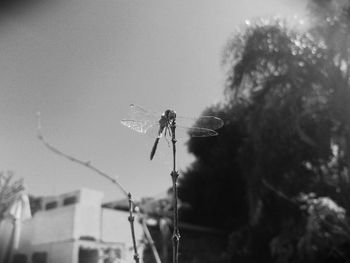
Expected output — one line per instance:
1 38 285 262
0 0 305 201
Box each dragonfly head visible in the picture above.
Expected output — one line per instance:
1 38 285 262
164 109 176 120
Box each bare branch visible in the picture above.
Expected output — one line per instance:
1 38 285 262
36 112 144 262
36 112 129 198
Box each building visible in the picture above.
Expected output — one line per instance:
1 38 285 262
13 188 144 263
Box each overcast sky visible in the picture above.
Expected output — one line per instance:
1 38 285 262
0 0 306 201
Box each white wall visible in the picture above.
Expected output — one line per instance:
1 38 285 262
20 189 103 245
73 205 101 240
17 189 144 263
101 208 143 246
27 241 75 263
30 205 76 244
49 241 75 263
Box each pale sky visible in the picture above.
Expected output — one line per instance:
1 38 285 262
0 0 306 202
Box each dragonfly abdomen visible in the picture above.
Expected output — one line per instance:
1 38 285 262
150 137 160 160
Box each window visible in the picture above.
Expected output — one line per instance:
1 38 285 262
63 196 77 206
79 248 98 263
79 236 96 241
12 253 27 263
45 201 57 210
32 252 47 263
114 248 122 259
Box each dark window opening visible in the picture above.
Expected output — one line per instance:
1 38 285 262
114 248 122 259
45 201 57 210
32 252 47 263
79 248 98 263
63 196 77 206
79 236 96 241
12 253 27 263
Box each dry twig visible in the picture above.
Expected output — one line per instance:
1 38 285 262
36 112 163 263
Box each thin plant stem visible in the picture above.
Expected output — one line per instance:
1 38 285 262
128 193 140 263
139 213 162 263
170 121 180 263
36 114 128 197
35 112 148 263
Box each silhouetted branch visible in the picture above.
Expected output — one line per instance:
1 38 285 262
35 113 145 262
36 112 129 197
170 122 180 263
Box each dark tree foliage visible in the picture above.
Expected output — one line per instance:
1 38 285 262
178 1 350 262
179 103 249 231
223 17 350 219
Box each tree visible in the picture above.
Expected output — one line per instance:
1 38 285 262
179 2 350 262
179 103 249 231
0 171 25 263
223 16 350 218
0 171 24 221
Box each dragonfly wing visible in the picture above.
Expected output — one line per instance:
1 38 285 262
122 105 224 138
127 104 161 122
176 115 224 131
121 104 163 137
175 125 218 138
121 119 160 138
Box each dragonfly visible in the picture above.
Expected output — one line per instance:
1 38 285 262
121 104 224 160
